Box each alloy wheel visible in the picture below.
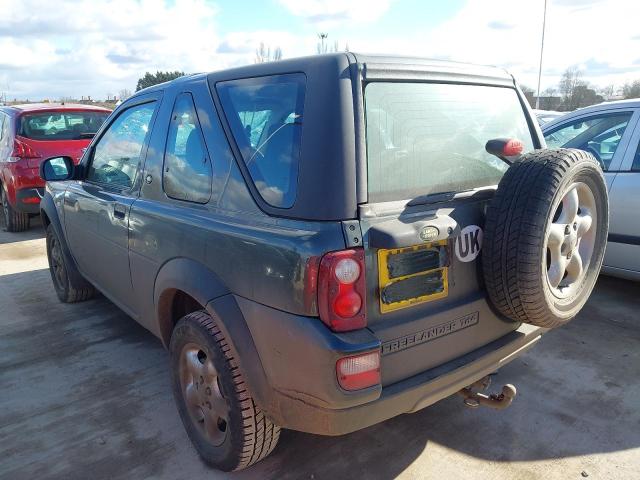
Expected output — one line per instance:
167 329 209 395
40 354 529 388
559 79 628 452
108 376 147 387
545 182 597 298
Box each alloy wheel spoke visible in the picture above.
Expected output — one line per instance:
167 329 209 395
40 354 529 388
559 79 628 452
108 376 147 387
547 252 568 288
565 250 583 282
547 223 566 246
576 213 593 238
560 187 579 224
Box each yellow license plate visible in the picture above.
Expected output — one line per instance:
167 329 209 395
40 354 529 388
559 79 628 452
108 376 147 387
377 241 449 313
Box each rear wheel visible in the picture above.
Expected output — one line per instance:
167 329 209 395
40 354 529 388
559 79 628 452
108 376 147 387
170 311 280 471
46 224 95 303
1 188 29 232
482 149 608 328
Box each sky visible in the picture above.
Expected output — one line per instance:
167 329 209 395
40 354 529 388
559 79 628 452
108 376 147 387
1 0 639 100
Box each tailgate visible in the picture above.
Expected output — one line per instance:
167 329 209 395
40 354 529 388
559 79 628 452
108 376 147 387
360 195 519 386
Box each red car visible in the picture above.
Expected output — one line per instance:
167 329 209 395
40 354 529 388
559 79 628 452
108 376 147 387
0 103 111 231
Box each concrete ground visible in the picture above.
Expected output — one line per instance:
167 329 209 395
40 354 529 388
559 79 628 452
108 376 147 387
1 218 638 480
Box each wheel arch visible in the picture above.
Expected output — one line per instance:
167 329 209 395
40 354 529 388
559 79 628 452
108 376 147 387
154 258 274 415
39 193 85 285
154 257 230 348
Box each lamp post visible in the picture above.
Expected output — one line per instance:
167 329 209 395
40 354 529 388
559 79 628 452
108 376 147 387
535 0 548 110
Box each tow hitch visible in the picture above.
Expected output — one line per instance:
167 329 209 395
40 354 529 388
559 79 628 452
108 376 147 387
457 375 517 410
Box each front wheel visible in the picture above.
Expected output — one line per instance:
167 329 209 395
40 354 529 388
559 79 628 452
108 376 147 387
170 311 280 471
46 224 95 303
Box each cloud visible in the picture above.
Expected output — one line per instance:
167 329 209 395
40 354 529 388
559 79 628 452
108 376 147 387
278 0 393 27
487 21 514 30
341 0 640 90
0 0 229 99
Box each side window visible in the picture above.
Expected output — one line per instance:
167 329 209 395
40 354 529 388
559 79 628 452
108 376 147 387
216 73 305 208
544 112 633 170
632 141 640 172
0 114 10 150
163 93 212 203
87 102 156 188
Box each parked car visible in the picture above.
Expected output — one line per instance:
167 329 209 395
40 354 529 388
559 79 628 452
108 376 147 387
542 99 640 280
533 109 564 126
0 103 111 231
38 54 608 471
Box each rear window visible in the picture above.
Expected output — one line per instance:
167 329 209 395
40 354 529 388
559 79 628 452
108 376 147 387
19 111 110 141
365 82 535 202
216 73 305 208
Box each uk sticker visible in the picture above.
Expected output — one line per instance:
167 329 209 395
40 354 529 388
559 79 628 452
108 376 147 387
455 225 483 262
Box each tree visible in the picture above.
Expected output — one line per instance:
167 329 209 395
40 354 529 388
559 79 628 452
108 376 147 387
118 89 132 101
558 67 603 110
559 67 586 110
538 87 561 111
598 84 616 100
317 33 329 54
136 71 185 91
316 33 344 54
622 80 640 99
255 42 282 63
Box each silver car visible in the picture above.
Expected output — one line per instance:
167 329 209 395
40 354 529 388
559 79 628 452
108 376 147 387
542 99 640 280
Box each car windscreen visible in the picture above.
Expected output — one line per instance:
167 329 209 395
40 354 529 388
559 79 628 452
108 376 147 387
19 111 110 141
365 82 535 203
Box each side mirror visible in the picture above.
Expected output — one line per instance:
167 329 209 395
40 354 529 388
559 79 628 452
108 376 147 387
40 156 74 181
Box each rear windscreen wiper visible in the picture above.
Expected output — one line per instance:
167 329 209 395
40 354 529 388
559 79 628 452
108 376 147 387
407 190 459 207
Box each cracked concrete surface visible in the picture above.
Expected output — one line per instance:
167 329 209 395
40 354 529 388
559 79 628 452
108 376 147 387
1 219 638 480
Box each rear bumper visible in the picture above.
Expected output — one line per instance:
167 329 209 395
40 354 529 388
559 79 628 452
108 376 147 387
1 161 44 213
15 187 44 214
233 296 545 436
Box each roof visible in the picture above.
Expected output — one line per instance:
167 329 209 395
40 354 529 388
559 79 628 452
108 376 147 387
351 53 513 83
2 103 112 114
542 98 640 131
134 53 515 99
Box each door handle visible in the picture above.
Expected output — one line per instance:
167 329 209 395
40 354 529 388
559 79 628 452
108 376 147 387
113 204 127 219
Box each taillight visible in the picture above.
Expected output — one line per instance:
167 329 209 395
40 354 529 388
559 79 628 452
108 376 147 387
318 248 366 332
9 138 41 162
336 351 380 390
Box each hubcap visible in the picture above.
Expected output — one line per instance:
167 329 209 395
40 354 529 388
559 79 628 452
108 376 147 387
50 236 68 289
179 344 230 446
545 182 597 298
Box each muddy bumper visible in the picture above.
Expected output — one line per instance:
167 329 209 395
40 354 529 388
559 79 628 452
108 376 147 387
225 296 545 436
271 323 543 435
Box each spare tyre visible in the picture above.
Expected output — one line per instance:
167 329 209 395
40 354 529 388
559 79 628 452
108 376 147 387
482 148 608 329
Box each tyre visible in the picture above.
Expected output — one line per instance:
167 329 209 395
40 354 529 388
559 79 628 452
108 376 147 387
482 148 608 328
46 224 95 303
1 188 30 232
170 311 280 471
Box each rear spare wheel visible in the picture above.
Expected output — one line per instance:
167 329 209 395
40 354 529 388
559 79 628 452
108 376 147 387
482 148 608 328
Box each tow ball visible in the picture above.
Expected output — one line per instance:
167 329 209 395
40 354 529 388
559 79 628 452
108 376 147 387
457 375 517 410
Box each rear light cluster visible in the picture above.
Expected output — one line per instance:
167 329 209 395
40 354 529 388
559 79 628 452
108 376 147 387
317 249 367 332
336 351 381 391
317 248 381 391
9 139 41 163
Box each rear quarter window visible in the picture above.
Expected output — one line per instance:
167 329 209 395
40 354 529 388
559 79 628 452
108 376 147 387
216 73 306 208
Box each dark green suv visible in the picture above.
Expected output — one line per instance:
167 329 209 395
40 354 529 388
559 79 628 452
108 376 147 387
39 53 609 471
